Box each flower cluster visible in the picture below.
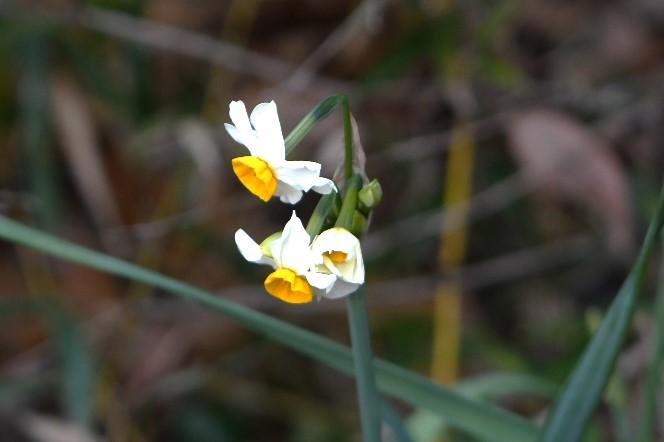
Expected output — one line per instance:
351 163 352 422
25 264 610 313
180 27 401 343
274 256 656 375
226 100 366 304
235 212 364 303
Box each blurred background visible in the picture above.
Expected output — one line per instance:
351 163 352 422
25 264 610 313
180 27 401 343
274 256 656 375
1 0 664 440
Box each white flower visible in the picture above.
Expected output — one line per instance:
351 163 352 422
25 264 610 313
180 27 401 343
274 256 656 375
311 227 365 299
225 100 336 204
235 211 337 304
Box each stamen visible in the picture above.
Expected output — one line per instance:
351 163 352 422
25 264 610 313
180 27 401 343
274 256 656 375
232 156 278 202
264 268 313 304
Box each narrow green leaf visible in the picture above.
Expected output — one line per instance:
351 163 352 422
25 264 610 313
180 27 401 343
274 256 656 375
456 372 557 401
0 215 537 442
382 400 415 442
18 31 60 228
284 95 342 156
51 310 94 427
305 193 335 237
538 187 664 442
341 96 353 181
0 298 94 427
407 372 557 442
637 241 664 442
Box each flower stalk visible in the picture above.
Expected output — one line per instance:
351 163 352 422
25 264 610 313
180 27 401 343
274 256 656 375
305 193 336 238
342 95 354 181
337 99 381 441
346 286 381 442
335 175 362 230
230 94 383 440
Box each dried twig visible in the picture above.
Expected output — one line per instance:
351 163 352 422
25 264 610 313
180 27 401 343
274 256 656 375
0 3 347 92
363 173 535 258
282 0 388 91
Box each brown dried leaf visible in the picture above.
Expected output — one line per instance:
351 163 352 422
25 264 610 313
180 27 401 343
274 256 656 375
320 114 368 184
50 74 128 254
506 109 633 256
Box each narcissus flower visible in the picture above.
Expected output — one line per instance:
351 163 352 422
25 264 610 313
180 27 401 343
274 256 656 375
311 227 365 298
225 100 336 204
235 212 337 304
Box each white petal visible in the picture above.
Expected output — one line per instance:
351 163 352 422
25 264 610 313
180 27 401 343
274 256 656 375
235 229 275 267
311 177 337 195
224 123 245 146
275 161 322 191
324 279 361 299
336 256 364 284
305 271 337 291
321 256 343 277
269 211 311 272
227 101 259 155
311 227 357 256
250 101 285 163
311 228 365 284
328 280 361 299
275 182 304 204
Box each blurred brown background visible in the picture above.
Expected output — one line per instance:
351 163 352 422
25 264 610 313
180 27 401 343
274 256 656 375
1 0 664 440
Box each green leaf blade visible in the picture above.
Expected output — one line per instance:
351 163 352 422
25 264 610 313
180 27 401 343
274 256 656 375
0 215 538 442
538 187 664 442
284 95 342 155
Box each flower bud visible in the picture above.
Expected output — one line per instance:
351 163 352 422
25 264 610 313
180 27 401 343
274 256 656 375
259 232 282 257
358 179 382 214
351 211 367 237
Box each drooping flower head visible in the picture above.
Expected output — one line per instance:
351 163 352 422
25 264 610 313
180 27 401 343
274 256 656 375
235 211 337 304
311 227 365 298
225 100 336 204
235 213 366 303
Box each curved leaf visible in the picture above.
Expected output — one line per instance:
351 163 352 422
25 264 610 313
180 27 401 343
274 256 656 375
538 186 664 442
0 215 537 442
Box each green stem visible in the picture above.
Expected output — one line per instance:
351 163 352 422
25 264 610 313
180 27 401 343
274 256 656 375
336 173 381 441
381 401 414 442
341 96 353 181
347 286 382 442
305 193 335 238
335 175 362 229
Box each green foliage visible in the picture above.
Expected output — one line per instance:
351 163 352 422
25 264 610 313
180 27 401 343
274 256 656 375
0 298 94 427
285 95 344 156
538 188 664 442
0 214 537 442
18 32 61 228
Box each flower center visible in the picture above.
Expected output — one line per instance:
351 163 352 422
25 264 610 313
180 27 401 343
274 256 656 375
231 156 278 202
325 251 348 264
264 268 313 304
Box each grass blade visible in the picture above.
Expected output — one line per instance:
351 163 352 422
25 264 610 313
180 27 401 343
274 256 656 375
538 186 664 442
284 95 342 155
51 308 94 427
382 400 414 442
407 372 557 441
0 298 94 427
637 241 664 442
0 215 537 442
18 31 60 228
